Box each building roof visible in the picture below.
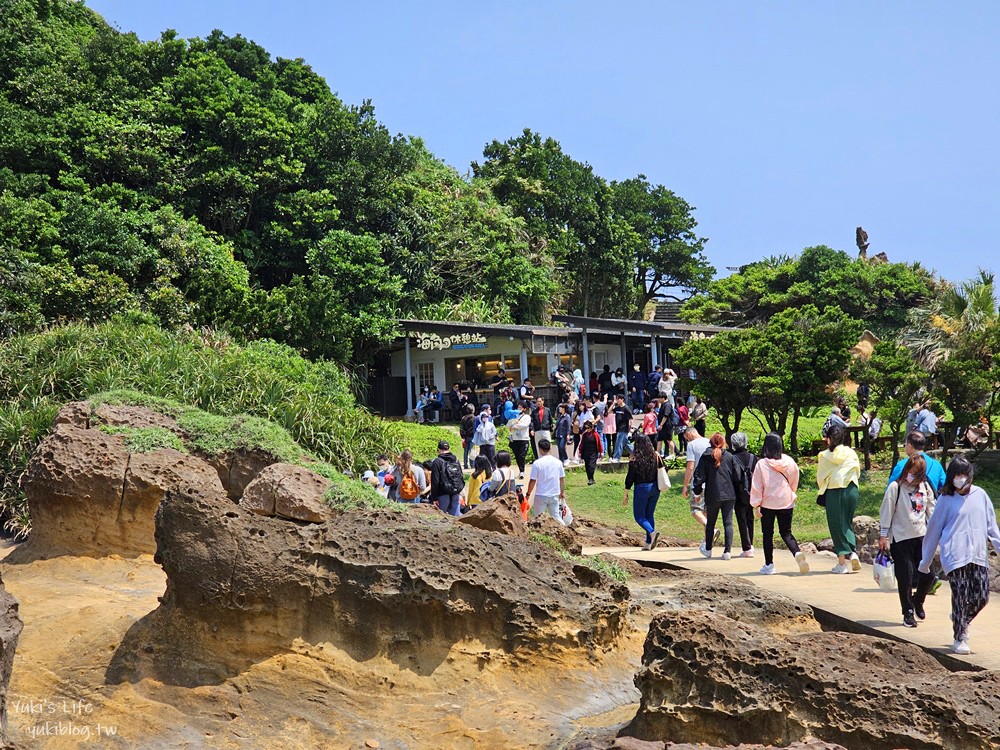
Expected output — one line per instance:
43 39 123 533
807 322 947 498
652 300 685 324
551 314 732 336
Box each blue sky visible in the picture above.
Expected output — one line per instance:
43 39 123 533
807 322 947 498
87 1 1000 285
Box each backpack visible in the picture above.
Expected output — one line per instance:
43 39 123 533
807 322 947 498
399 470 419 501
441 459 465 495
481 469 514 503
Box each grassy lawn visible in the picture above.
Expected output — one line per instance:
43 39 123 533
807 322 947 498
563 455 1000 545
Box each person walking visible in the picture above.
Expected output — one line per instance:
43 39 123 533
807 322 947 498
622 434 665 550
879 454 936 628
689 396 708 437
553 403 572 465
642 402 659 451
610 395 633 462
577 419 603 485
694 432 743 560
887 431 947 493
681 426 712 536
729 432 757 558
675 397 690 451
388 449 428 504
919 456 1000 654
694 432 745 560
459 404 477 469
817 424 862 574
525 439 566 523
507 400 532 478
656 396 675 458
530 397 553 461
430 440 465 516
751 434 808 575
472 406 498 470
602 400 617 456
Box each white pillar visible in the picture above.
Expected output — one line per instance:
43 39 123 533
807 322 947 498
620 335 627 370
520 346 529 383
582 329 590 382
651 335 659 368
404 335 413 417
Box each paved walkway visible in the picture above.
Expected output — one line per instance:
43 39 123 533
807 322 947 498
583 545 1000 672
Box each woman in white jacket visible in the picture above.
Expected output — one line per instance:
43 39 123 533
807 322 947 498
506 401 533 479
878 454 936 628
919 456 1000 655
750 433 809 575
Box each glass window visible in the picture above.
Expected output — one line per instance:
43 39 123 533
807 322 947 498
417 362 435 390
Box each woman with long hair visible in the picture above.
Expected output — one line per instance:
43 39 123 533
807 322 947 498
693 432 745 560
388 449 427 503
463 454 493 510
751 434 808 575
577 419 603 485
623 434 665 550
879 453 936 627
817 423 862 574
919 456 1000 654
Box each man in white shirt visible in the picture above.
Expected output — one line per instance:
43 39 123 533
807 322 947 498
680 427 711 529
525 438 566 523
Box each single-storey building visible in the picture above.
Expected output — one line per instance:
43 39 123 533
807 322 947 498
369 315 731 417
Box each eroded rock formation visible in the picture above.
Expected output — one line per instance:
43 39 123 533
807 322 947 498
0 576 21 750
628 610 1000 750
107 486 631 686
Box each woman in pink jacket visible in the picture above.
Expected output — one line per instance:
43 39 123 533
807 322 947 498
750 433 809 575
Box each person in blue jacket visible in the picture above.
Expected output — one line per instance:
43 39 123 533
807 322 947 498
887 431 946 493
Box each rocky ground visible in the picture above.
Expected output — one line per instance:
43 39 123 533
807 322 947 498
3 401 1000 749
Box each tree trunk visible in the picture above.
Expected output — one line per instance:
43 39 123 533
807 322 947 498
790 406 800 455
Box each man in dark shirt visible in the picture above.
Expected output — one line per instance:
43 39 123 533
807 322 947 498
628 364 647 412
597 365 613 397
530 397 554 461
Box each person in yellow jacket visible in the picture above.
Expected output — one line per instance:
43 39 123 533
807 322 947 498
817 423 862 574
463 455 492 510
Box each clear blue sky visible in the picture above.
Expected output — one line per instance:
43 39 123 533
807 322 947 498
87 1 1000 285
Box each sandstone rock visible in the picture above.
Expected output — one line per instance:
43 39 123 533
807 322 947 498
240 463 332 523
627 571 819 635
108 487 630 686
815 538 834 553
0 575 22 749
456 493 527 538
20 423 224 558
52 401 91 429
529 513 583 555
628 609 1000 749
92 402 185 436
208 449 277 499
796 542 819 555
852 515 881 563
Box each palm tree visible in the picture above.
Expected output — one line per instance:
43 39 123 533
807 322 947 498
903 270 998 369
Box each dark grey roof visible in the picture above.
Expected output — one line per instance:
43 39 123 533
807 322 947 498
653 301 685 324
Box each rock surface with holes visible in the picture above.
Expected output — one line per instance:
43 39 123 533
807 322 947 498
107 485 631 686
456 493 528 537
239 463 332 523
627 609 1000 750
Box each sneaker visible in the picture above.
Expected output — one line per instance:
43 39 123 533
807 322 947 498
903 613 917 628
849 552 861 572
953 640 971 655
831 563 850 574
587 479 595 486
641 540 651 551
759 563 776 575
739 546 755 558
562 460 569 467
699 542 712 559
914 604 926 621
722 551 731 561
795 551 810 574
650 531 661 550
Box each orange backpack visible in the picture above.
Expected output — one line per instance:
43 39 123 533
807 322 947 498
399 470 419 501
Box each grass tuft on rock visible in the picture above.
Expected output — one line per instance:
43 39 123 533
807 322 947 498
98 425 187 454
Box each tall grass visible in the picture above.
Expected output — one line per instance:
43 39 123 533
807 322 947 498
0 319 451 536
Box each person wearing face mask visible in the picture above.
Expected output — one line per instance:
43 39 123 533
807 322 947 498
878 454 936 628
919 456 1000 655
611 367 627 399
628 364 647 412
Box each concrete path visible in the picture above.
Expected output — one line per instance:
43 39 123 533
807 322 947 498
583 544 1000 672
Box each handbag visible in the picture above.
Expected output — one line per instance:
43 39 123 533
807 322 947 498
656 456 671 491
873 550 896 591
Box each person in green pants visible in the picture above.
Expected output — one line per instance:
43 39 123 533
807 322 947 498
817 424 862 574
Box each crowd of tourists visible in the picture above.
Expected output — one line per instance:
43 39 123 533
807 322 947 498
379 364 1000 657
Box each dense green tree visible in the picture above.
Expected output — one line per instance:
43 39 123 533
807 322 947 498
673 329 755 437
681 245 933 339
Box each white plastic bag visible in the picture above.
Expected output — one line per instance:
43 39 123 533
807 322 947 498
873 551 896 591
561 501 574 526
